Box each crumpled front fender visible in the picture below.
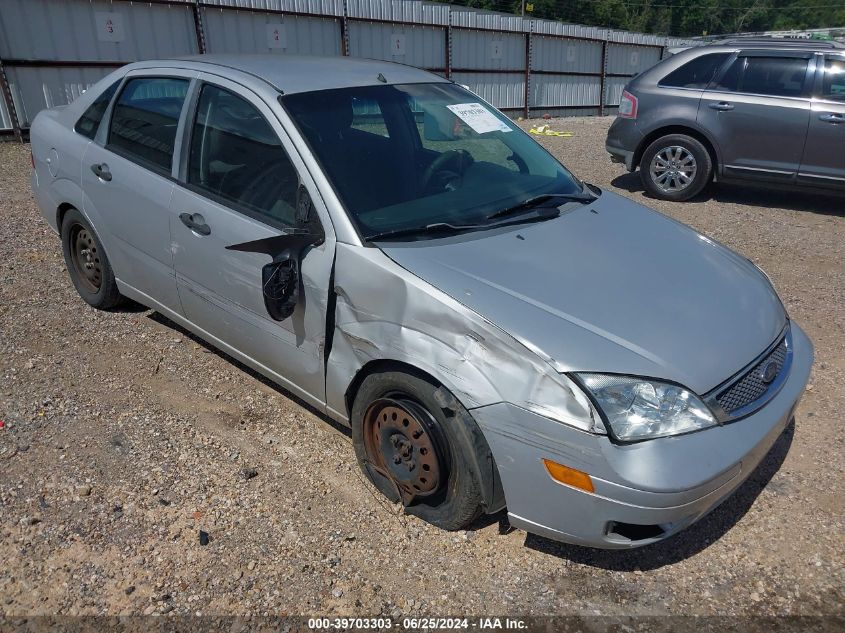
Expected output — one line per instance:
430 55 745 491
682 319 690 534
325 244 512 419
325 243 590 427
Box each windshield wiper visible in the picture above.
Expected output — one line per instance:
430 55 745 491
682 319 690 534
367 190 598 242
366 222 482 242
487 191 597 221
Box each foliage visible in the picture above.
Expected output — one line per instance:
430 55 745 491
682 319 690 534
434 0 845 37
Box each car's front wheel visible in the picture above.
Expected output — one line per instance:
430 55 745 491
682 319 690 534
639 134 712 201
61 207 124 310
351 370 486 530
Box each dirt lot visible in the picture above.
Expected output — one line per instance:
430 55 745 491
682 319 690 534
1 116 843 620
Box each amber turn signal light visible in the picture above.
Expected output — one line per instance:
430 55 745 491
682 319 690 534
542 459 595 493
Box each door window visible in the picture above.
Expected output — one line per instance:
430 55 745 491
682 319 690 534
659 53 730 89
187 84 301 229
75 79 121 139
714 56 809 97
107 77 189 173
820 57 845 101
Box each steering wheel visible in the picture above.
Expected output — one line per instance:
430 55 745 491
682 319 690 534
421 149 474 193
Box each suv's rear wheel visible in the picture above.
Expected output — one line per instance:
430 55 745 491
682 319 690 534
640 134 712 201
351 370 485 530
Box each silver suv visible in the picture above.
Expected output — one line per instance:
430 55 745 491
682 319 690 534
606 38 845 201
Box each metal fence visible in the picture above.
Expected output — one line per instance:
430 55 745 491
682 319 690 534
0 0 698 138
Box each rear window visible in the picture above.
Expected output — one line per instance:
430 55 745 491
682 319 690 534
107 77 189 173
821 57 845 101
74 80 120 139
659 53 730 89
713 56 809 97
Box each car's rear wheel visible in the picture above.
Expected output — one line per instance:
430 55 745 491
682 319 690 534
61 208 123 309
351 370 485 530
640 134 712 201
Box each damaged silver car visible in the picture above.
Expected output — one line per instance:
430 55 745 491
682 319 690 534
30 55 812 548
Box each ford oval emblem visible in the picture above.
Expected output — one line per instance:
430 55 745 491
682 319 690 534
759 361 779 384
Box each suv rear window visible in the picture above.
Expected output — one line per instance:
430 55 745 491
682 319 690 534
659 53 730 89
107 77 189 173
74 80 120 139
714 56 809 97
821 57 845 101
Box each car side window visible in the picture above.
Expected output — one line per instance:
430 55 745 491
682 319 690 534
107 77 189 173
659 53 730 89
75 80 121 139
714 56 809 97
187 84 300 229
820 56 845 101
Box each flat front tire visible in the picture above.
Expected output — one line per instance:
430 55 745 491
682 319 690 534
351 370 486 531
640 134 712 201
61 208 123 310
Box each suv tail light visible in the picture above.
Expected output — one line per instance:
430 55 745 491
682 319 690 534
618 90 638 119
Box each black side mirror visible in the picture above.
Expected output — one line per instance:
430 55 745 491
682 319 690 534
262 252 300 321
226 230 322 321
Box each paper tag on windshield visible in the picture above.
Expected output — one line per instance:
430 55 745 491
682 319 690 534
446 103 512 134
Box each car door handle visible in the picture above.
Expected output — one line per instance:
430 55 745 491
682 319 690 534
819 113 843 123
179 212 211 236
90 163 112 181
708 102 734 111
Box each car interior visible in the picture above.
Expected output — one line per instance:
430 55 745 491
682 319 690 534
187 85 299 226
285 89 413 214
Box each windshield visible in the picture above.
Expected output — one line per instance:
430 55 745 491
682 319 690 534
282 82 583 239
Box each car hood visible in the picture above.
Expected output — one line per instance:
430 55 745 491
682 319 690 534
379 191 786 395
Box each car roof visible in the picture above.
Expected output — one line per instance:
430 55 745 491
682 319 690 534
129 54 449 94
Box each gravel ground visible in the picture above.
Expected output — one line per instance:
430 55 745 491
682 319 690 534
0 116 843 619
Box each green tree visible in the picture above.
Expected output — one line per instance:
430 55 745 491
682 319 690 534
431 0 845 37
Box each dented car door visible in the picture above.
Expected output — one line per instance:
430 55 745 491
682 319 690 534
169 75 335 408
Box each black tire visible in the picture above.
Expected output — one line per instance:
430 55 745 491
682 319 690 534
351 370 485 530
639 134 713 201
60 207 124 310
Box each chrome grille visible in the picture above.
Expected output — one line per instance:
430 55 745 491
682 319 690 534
716 337 788 414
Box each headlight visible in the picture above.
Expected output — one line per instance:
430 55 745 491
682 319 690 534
574 373 717 442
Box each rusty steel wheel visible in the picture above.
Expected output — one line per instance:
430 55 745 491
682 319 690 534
362 397 447 505
352 372 488 530
69 224 103 293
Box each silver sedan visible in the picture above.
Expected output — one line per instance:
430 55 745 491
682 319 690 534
30 55 812 548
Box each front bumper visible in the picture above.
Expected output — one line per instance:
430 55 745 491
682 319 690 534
471 322 813 549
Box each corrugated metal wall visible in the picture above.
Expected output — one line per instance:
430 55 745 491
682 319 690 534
203 9 341 55
532 36 602 74
606 43 663 76
0 0 198 127
347 0 447 24
0 0 197 61
0 0 700 133
452 71 525 111
347 23 445 70
532 74 602 109
5 66 116 127
451 30 525 71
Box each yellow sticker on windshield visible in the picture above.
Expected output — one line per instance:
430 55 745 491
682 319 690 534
446 103 512 134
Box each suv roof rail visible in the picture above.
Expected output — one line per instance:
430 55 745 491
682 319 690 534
710 36 844 50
